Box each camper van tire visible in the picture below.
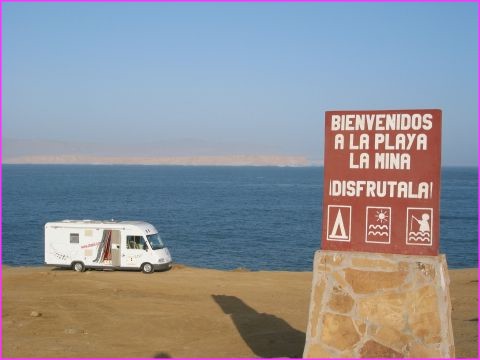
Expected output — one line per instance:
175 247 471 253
73 262 85 272
141 263 154 274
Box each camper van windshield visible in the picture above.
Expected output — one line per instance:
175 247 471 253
146 233 164 250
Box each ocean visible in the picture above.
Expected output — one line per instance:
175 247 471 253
2 165 477 270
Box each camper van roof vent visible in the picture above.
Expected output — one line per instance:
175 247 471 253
57 219 124 225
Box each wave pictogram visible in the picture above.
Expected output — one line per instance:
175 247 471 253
367 231 389 236
408 231 431 243
368 224 388 230
408 237 430 242
409 231 429 236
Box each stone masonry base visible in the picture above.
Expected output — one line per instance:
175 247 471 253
303 250 454 358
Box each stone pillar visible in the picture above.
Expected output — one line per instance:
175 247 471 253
303 250 454 358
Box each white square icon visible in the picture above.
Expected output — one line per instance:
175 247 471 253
406 208 433 246
365 206 391 244
326 205 351 242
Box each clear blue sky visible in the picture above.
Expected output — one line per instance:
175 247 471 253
3 2 478 165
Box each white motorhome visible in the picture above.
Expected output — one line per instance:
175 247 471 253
45 220 172 273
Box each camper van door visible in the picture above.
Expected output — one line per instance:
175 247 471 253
111 230 121 267
123 234 149 267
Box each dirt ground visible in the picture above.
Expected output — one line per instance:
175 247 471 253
2 265 477 358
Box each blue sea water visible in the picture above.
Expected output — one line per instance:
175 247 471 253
2 165 478 270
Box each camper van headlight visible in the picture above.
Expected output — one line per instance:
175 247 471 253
158 258 165 263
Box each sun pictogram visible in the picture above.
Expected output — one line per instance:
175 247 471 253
375 209 389 224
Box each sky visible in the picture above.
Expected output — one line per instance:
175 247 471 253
2 2 478 165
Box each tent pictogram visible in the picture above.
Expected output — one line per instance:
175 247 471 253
327 205 351 242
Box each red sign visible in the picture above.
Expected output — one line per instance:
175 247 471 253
321 109 441 256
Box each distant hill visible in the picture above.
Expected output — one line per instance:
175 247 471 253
3 138 320 166
3 154 312 166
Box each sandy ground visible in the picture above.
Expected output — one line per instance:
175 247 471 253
2 265 477 358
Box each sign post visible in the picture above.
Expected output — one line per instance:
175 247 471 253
303 110 454 358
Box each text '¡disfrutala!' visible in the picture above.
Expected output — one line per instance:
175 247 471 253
329 180 433 199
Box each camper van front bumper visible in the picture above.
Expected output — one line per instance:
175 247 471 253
154 262 172 271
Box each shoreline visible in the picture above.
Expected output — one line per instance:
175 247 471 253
2 262 477 270
2 265 477 358
3 263 477 271
3 163 477 168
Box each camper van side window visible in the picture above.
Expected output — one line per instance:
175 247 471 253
127 236 145 249
70 233 80 244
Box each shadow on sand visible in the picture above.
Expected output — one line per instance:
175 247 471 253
153 352 171 358
212 294 305 358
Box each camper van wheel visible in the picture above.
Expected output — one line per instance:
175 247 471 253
73 262 85 272
141 263 154 274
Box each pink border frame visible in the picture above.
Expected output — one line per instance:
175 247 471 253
477 5 480 359
1 0 478 3
0 1 479 359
